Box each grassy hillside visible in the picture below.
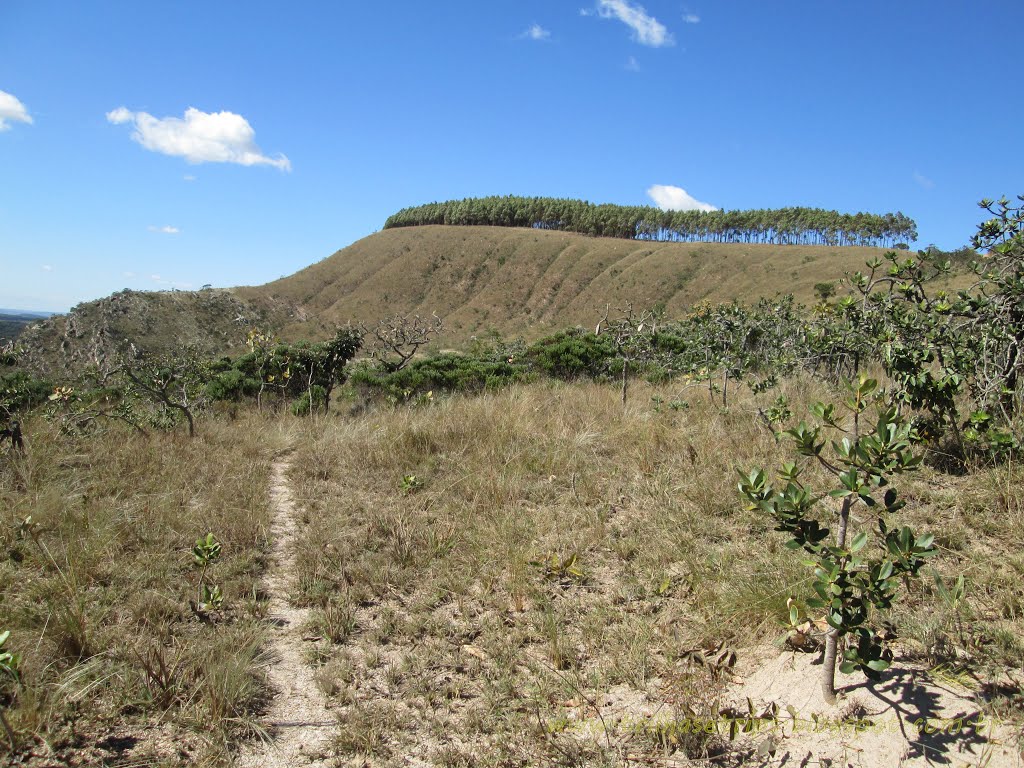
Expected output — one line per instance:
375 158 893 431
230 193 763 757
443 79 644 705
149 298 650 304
247 225 912 344
18 226 960 374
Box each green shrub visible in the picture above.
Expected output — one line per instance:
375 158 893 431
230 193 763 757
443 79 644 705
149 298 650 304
291 385 328 416
350 353 530 399
0 371 51 414
204 369 260 402
525 328 616 381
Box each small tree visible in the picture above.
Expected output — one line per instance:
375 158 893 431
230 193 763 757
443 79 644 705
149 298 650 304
596 303 658 406
118 346 209 437
363 313 443 372
833 195 1024 459
814 281 837 302
738 375 937 703
284 327 363 414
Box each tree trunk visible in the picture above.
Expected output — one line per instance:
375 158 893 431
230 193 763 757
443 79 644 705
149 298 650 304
821 476 854 704
621 360 629 407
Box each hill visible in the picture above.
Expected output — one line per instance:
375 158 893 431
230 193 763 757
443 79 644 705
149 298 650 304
245 225 907 340
15 288 299 376
18 225 930 374
0 309 53 344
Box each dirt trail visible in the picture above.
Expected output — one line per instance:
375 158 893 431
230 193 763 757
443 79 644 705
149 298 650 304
237 455 335 768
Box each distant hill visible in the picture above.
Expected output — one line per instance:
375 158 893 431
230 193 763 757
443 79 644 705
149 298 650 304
17 225 942 374
15 289 299 376
0 309 54 344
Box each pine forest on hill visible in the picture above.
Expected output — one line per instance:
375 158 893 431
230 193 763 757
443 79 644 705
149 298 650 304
384 195 919 248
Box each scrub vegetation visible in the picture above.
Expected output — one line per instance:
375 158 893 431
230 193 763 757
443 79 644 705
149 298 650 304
1 196 1022 765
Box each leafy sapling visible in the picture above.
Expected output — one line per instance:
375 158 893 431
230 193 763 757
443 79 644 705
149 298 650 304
738 375 938 703
192 532 223 613
399 474 423 494
0 630 20 748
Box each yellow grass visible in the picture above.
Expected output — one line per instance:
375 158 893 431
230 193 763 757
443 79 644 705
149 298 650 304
2 378 1021 766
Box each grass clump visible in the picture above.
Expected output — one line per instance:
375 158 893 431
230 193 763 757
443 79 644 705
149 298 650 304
0 413 279 765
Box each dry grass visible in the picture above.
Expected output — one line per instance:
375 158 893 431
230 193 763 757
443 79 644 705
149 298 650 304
284 378 1023 765
2 376 1021 766
247 226 971 346
0 413 289 766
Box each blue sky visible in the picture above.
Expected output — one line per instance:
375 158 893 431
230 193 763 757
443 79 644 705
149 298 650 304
2 1 1022 312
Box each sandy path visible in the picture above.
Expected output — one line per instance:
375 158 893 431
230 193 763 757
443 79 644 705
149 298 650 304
237 455 335 768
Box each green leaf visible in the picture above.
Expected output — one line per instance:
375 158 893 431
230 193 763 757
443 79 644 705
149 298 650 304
866 659 890 673
850 531 868 552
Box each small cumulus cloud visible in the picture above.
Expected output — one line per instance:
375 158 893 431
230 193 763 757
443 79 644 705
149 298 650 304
106 106 291 171
594 0 673 47
521 23 551 41
626 56 641 72
683 13 700 24
183 174 197 182
148 225 180 234
647 184 717 212
913 171 935 190
579 8 594 16
149 274 192 289
41 265 53 272
0 90 33 131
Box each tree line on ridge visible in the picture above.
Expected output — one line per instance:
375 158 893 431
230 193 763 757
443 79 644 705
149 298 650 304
383 195 918 248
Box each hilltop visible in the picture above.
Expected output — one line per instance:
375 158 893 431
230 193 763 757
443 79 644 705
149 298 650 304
246 225 904 338
18 225 919 373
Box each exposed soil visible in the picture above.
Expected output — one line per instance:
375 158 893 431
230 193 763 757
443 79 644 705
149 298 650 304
237 455 336 768
724 648 1023 767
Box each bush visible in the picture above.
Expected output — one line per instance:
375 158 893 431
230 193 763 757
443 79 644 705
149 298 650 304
0 371 51 414
205 369 260 402
350 353 530 400
525 328 616 381
291 385 328 416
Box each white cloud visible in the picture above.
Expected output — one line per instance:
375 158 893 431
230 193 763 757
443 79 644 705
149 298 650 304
913 171 935 190
579 8 594 16
106 106 291 171
626 56 641 72
595 0 673 47
149 274 192 289
183 174 197 182
122 271 137 278
41 265 53 272
148 225 180 234
522 23 551 41
647 184 717 212
683 13 700 24
106 106 133 125
0 90 33 131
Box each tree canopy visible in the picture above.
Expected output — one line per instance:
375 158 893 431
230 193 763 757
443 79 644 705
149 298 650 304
383 195 917 248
